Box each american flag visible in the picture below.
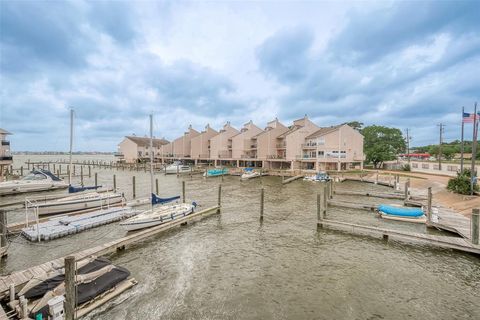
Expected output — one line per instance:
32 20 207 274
463 112 480 123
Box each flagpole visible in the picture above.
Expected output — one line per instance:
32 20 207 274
471 102 478 195
460 106 465 174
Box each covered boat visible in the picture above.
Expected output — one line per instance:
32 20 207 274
203 168 229 177
0 169 68 196
378 204 426 223
304 172 331 182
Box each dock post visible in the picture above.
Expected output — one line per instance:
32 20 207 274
20 166 23 177
9 284 14 303
133 176 136 198
113 174 117 192
94 172 98 187
19 296 28 319
182 180 186 203
404 179 410 200
329 180 333 199
221 166 224 182
472 209 479 245
59 164 62 175
0 210 7 256
155 178 159 195
177 165 179 177
53 163 56 173
88 166 91 178
427 187 432 225
27 160 30 170
260 187 264 221
322 182 327 218
317 193 322 228
80 166 84 186
64 256 76 320
375 171 379 184
217 184 222 212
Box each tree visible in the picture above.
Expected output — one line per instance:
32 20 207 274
343 121 364 131
363 125 406 168
447 169 478 195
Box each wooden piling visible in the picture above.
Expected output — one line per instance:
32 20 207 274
427 187 432 225
88 166 91 178
317 193 322 228
322 182 327 218
260 187 264 221
113 174 117 192
132 176 136 198
80 166 84 186
404 179 410 200
0 210 7 255
155 178 159 195
182 181 186 203
20 166 23 177
472 209 479 245
65 256 76 320
94 172 98 187
217 184 222 211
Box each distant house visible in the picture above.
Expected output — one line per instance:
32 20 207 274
0 128 13 179
117 135 169 163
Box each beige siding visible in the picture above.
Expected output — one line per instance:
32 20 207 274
231 122 263 159
285 118 319 160
118 138 138 163
210 123 239 159
190 126 218 159
256 120 288 160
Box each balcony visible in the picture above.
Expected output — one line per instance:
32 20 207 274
1 141 10 146
276 142 286 148
296 155 317 160
267 155 285 159
227 145 232 150
250 144 257 149
0 156 13 161
241 154 256 159
301 143 317 149
114 152 124 158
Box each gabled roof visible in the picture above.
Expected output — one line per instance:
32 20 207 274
125 136 169 147
0 128 12 135
305 125 342 139
277 125 302 138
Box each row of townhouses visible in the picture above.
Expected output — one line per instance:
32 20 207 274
0 128 13 179
117 116 364 171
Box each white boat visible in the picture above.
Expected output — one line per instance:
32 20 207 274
0 169 68 196
164 161 191 174
241 168 261 180
119 202 195 231
120 114 197 232
27 192 124 216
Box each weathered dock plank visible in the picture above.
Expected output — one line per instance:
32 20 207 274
282 175 303 185
334 190 405 200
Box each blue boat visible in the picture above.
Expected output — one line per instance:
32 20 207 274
203 168 229 177
378 205 424 218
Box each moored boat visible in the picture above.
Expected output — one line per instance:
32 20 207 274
203 168 229 177
27 192 124 216
241 168 260 180
0 169 68 196
304 172 330 182
164 161 192 174
378 204 426 223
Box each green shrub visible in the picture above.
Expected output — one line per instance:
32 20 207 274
447 169 478 195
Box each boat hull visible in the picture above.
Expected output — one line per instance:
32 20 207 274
0 182 68 196
34 194 124 216
120 206 194 231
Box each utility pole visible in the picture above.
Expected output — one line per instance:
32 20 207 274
437 123 445 171
405 128 411 166
471 102 478 195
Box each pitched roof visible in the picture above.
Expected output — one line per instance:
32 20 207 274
0 128 12 135
125 136 169 147
277 125 302 138
305 125 342 139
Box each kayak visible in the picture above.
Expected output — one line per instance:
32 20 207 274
378 205 424 217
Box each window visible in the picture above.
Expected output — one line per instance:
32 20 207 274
422 164 429 169
412 163 418 168
318 151 324 157
317 138 325 145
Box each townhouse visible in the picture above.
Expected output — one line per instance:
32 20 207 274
117 116 364 171
117 135 169 163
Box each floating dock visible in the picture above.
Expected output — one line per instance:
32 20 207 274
282 175 304 184
21 207 139 241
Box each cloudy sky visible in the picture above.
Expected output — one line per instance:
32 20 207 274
1 0 479 151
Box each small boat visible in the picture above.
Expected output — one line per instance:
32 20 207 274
120 201 196 231
203 168 229 177
241 168 260 180
27 192 124 216
164 161 191 174
0 169 68 196
303 172 331 182
378 204 426 223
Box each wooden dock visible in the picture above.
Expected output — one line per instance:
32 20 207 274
327 200 377 211
333 190 405 200
282 175 304 185
0 205 220 298
319 218 480 255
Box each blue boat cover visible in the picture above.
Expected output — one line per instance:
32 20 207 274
68 185 102 193
244 168 253 172
207 168 229 176
151 193 180 205
378 205 424 217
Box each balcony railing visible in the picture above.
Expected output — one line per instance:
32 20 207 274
267 155 285 159
276 143 286 148
0 156 13 161
1 141 10 146
199 153 210 158
296 155 316 160
301 142 317 148
241 154 257 159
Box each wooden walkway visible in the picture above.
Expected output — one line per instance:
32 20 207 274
0 205 220 298
334 190 405 200
319 218 480 255
282 175 304 185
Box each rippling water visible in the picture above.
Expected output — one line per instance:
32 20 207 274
2 156 480 319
